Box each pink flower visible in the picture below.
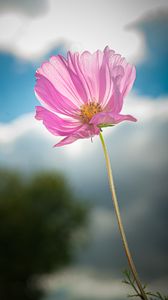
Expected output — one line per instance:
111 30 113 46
35 46 136 147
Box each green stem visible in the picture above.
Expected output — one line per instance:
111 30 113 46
99 132 148 300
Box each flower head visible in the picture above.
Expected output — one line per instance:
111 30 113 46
35 46 136 147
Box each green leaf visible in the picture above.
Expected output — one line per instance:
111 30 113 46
98 123 115 128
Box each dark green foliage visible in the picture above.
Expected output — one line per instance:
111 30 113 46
0 169 87 300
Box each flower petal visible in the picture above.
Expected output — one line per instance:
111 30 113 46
79 50 101 100
120 64 136 98
99 50 113 107
90 111 137 126
68 50 112 107
107 52 136 98
54 135 79 147
35 73 79 117
104 80 122 114
67 51 92 101
36 55 87 106
104 48 136 113
35 106 82 136
50 55 88 103
54 124 100 147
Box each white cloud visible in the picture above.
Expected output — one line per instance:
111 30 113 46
0 0 48 17
0 0 168 61
41 267 130 299
123 94 168 121
0 113 36 143
41 266 168 299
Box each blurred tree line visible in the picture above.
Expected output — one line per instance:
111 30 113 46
0 169 87 300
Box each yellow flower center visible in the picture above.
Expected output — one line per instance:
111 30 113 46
80 102 102 124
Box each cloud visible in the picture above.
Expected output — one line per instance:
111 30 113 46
0 0 48 17
0 96 168 285
41 267 129 300
1 0 167 60
41 266 168 299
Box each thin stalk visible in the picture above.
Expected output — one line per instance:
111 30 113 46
99 132 148 300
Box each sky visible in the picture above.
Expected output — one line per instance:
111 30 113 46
0 0 168 299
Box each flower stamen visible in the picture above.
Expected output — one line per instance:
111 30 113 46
80 102 102 124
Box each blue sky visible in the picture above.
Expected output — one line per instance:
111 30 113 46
134 11 168 97
0 45 65 122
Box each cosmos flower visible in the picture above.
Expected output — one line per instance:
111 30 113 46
35 46 136 146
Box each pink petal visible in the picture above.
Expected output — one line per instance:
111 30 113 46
114 113 137 123
90 111 137 126
68 50 112 107
107 52 136 98
37 55 87 106
120 64 136 98
103 46 115 59
67 51 92 101
104 49 136 113
54 124 100 147
104 80 122 114
50 55 88 103
99 51 113 107
102 48 125 110
35 106 82 136
54 135 79 147
79 50 101 101
68 51 96 101
35 73 79 117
